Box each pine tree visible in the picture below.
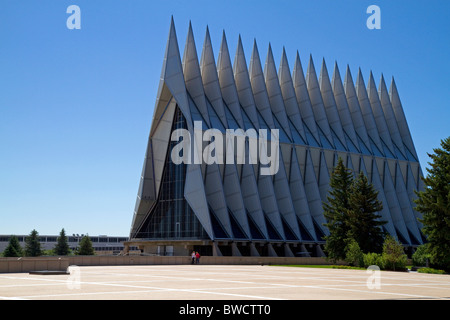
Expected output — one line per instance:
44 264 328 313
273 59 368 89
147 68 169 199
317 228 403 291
25 229 42 257
77 235 95 255
414 136 450 271
2 235 23 257
323 157 354 262
54 228 70 255
382 235 408 271
347 172 386 254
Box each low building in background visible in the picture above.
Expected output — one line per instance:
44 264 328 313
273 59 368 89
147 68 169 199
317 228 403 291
0 234 132 256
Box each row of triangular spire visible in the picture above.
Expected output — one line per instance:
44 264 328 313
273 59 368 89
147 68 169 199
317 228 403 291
171 18 418 163
130 18 423 249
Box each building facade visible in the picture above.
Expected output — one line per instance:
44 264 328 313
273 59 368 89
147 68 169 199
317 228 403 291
125 19 424 257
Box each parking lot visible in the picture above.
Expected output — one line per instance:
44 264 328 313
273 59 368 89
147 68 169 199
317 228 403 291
0 265 449 300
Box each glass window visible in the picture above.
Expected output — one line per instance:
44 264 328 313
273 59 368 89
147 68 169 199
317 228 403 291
188 94 209 129
313 219 326 241
297 216 314 241
344 130 360 153
331 128 347 152
302 120 321 147
404 143 418 162
135 107 209 241
241 107 258 132
228 209 248 239
209 207 230 239
288 118 307 145
393 143 407 161
223 100 241 130
369 136 384 157
381 138 396 159
281 216 298 240
272 113 292 143
256 109 271 132
317 125 334 150
356 133 372 155
264 214 282 240
256 112 271 141
247 211 265 240
206 98 226 133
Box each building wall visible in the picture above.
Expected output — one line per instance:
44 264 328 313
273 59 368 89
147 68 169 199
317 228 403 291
0 255 345 273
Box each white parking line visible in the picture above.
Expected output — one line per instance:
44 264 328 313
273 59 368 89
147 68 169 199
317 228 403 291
0 266 449 300
0 274 285 300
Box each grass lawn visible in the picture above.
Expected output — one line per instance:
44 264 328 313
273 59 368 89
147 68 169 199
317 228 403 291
270 264 365 270
272 265 448 274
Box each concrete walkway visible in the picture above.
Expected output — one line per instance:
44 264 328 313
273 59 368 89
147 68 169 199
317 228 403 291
0 265 449 300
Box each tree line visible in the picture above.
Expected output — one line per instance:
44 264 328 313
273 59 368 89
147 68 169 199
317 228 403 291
323 157 409 270
2 228 95 257
323 136 450 273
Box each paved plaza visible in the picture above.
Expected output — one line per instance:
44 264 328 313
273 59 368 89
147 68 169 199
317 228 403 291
0 265 449 300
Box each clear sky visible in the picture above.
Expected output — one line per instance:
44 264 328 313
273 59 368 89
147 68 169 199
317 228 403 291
1 0 449 237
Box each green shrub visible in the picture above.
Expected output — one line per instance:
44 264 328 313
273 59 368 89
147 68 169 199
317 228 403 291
417 267 446 274
331 265 364 270
412 244 431 267
382 236 408 271
345 240 364 267
363 252 383 269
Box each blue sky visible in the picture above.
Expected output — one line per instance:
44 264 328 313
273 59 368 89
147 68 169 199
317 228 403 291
1 0 449 237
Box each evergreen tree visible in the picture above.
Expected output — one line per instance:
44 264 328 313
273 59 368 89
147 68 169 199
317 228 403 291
345 239 364 267
25 229 42 257
77 235 95 255
414 136 450 271
54 228 70 256
347 172 386 253
382 235 408 271
412 243 431 267
323 157 354 262
2 235 23 257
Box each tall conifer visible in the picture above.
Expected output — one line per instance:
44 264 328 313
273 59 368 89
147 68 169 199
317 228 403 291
2 235 23 257
54 228 70 255
415 137 450 271
25 229 42 257
323 157 354 262
347 172 385 253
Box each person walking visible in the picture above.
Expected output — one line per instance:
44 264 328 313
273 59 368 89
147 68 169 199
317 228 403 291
195 251 201 264
191 251 196 264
